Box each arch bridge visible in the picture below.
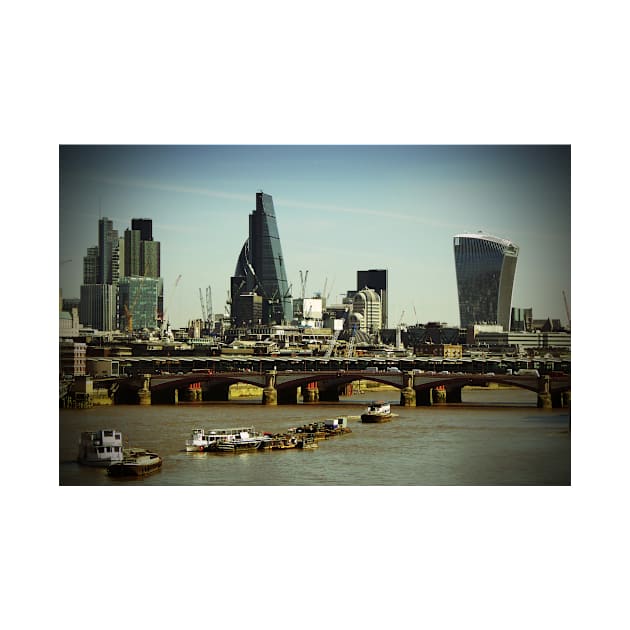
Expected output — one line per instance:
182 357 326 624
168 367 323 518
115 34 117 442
113 369 570 408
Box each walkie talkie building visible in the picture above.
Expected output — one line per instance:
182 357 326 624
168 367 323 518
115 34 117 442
453 233 519 330
231 192 292 325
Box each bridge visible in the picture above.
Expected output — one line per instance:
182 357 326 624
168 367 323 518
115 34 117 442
113 369 571 408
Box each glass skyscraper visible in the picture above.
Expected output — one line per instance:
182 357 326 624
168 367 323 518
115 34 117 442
453 233 519 330
231 192 292 325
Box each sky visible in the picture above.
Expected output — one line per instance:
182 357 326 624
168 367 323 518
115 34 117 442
59 145 571 330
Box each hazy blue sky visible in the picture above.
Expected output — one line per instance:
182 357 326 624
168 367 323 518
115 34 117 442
59 145 570 329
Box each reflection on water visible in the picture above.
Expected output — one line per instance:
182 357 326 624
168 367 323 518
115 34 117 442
59 388 570 486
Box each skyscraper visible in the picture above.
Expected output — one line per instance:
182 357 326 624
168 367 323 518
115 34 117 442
98 217 118 284
453 233 519 330
357 269 388 328
231 191 292 324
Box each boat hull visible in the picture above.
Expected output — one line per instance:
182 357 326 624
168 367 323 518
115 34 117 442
361 414 392 423
107 452 162 477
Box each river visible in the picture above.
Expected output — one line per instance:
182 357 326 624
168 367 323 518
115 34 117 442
59 387 570 485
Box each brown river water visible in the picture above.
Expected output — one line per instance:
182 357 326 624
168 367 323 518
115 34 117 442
58 387 570 486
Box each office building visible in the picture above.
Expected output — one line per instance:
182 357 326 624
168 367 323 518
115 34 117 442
231 191 292 325
83 246 99 284
80 284 117 331
453 233 519 330
357 269 388 328
118 277 160 331
351 287 382 333
98 218 118 284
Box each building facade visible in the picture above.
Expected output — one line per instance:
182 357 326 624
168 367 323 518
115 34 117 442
357 269 388 328
118 277 160 331
351 288 382 333
79 284 117 331
231 191 292 325
453 233 519 331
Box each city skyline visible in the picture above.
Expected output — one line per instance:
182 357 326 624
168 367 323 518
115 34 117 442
59 145 571 330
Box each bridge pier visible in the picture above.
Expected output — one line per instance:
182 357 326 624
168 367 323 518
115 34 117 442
262 370 277 406
302 382 319 403
137 374 151 405
433 386 447 404
537 375 552 409
400 387 416 406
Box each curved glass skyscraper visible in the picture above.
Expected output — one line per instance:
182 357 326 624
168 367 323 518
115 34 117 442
453 233 519 330
231 192 292 325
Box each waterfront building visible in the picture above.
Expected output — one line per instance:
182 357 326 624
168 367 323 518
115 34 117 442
453 233 519 331
357 269 388 328
231 191 292 325
59 340 87 377
351 287 382 333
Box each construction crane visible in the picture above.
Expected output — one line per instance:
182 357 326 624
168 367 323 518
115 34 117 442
161 274 182 332
299 270 309 300
206 286 213 324
562 290 571 329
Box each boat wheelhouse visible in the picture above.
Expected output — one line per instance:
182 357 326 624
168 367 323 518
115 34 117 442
361 401 392 423
185 427 257 452
78 430 124 466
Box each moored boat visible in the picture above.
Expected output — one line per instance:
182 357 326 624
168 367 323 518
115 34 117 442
78 429 124 466
185 427 255 452
361 401 392 423
215 431 262 453
107 448 162 477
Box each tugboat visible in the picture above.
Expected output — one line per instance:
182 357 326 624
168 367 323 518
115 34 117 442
360 401 392 423
107 448 162 477
77 430 124 466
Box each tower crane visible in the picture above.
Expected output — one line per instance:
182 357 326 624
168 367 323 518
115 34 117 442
562 290 571 329
161 274 182 332
206 286 213 324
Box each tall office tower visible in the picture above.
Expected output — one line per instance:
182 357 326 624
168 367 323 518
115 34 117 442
453 233 519 331
231 191 292 325
98 218 118 284
131 218 153 242
124 220 160 278
357 269 388 328
83 246 99 284
124 228 142 276
141 240 160 277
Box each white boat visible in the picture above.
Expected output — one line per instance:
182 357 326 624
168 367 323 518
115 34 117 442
107 448 162 477
78 429 124 466
361 401 392 423
185 427 255 452
215 431 262 453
